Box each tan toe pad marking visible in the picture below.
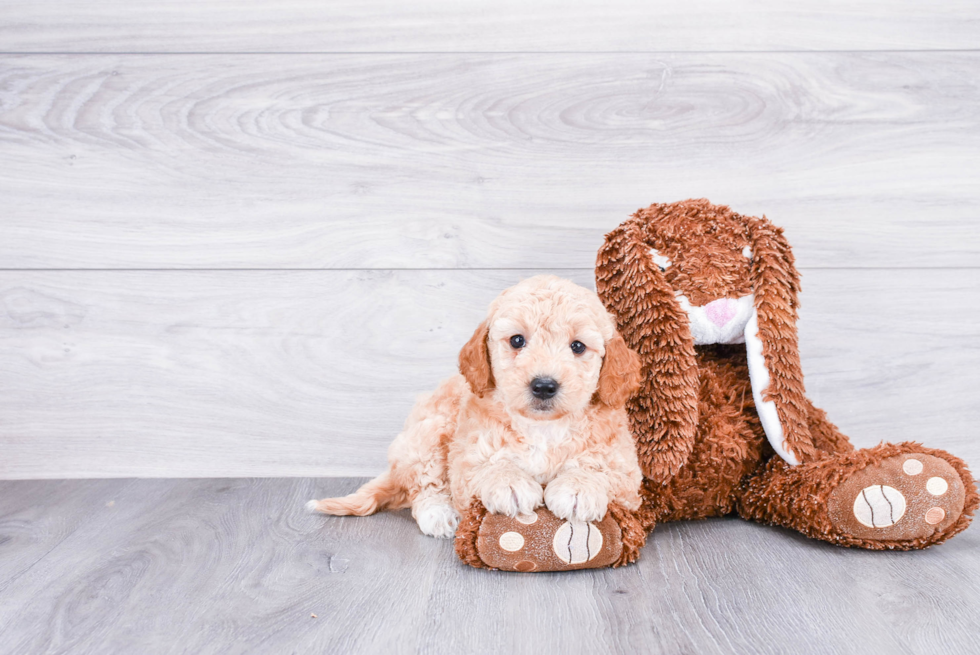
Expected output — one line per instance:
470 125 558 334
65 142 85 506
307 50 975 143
926 477 949 496
499 531 525 551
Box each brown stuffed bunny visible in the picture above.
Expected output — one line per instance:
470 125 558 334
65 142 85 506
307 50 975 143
457 199 977 569
595 199 977 550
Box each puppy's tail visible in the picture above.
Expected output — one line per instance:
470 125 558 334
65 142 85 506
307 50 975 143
306 471 407 516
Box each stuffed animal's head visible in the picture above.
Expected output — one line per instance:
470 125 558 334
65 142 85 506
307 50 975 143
596 199 816 482
459 275 641 421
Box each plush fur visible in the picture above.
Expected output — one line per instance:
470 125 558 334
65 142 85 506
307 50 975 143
308 275 644 540
595 199 978 550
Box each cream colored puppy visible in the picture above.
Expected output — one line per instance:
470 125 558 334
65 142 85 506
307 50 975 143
307 275 643 538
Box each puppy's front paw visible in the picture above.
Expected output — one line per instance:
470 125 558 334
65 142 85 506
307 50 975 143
481 473 544 518
545 475 609 523
415 501 461 539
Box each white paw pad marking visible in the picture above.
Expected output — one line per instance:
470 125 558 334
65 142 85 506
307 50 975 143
499 531 525 551
853 485 907 528
902 458 923 475
516 513 538 525
552 521 603 564
926 477 948 496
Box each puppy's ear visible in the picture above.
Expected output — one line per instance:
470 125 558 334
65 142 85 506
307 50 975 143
744 215 817 463
595 334 642 409
458 320 495 397
596 216 700 484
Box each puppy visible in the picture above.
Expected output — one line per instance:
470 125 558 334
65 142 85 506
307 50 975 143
307 275 643 538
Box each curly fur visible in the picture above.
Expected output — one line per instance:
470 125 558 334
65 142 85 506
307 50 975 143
597 199 978 549
607 502 648 566
596 220 700 482
454 501 490 569
309 275 645 539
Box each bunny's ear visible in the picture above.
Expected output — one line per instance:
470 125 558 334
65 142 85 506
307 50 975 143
743 215 817 464
596 219 700 483
458 320 495 397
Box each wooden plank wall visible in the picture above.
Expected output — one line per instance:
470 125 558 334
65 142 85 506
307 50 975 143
1 2 978 478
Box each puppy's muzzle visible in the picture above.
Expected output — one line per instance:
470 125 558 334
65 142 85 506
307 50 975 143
530 377 560 400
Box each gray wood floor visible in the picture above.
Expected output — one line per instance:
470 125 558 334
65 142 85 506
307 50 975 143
0 478 977 655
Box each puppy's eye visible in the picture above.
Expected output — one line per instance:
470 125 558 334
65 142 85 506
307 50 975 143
509 335 526 349
570 341 586 355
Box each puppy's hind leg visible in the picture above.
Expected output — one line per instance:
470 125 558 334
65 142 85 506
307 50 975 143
308 376 466 526
413 490 461 539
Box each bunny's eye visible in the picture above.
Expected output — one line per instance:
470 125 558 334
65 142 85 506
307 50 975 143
509 335 526 349
650 249 672 273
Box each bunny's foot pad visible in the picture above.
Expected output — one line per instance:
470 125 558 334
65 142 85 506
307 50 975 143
455 502 645 572
828 453 966 543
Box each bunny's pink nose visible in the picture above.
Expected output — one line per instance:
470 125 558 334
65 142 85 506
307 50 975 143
704 298 738 327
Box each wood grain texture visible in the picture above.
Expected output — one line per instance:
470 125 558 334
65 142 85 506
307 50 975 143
1 268 977 479
0 479 136 595
1 53 979 269
0 478 978 654
1 1 979 53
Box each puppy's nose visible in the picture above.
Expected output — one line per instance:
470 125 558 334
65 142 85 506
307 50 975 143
530 377 559 400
